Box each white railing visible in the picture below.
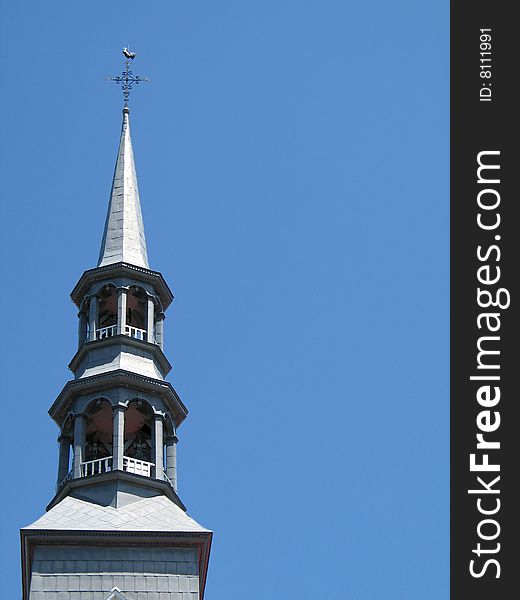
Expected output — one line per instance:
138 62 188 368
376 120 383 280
125 325 147 340
96 325 117 340
87 324 150 343
80 456 112 477
123 456 154 477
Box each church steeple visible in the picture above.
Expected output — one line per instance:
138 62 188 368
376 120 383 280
21 51 212 600
98 106 149 269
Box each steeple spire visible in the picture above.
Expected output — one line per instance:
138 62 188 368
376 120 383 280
98 106 149 269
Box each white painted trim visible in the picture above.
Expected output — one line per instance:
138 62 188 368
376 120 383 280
104 587 128 600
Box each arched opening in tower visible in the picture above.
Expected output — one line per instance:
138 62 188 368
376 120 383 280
124 400 153 465
97 284 118 338
84 399 113 463
126 286 147 338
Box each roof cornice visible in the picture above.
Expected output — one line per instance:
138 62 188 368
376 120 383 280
68 334 172 377
49 369 188 428
46 469 187 512
71 262 174 310
21 528 212 600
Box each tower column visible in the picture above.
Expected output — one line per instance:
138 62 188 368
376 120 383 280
73 413 87 478
88 296 99 341
152 414 164 479
56 435 71 488
165 434 178 490
146 296 155 343
112 404 126 471
117 287 128 335
155 312 165 350
78 311 88 348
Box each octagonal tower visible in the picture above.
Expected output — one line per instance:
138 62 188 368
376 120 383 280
21 106 212 600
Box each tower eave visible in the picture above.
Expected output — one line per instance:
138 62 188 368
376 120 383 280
71 262 174 311
46 469 188 512
49 370 188 429
68 335 172 377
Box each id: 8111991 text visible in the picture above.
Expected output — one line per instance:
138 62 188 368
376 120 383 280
480 29 492 102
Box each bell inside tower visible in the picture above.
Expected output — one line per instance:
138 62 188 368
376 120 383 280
85 399 113 463
124 400 153 463
98 285 117 332
126 285 148 339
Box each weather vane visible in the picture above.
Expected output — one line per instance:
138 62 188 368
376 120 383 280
107 48 149 107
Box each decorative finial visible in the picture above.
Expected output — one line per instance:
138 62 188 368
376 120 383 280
123 47 136 60
107 48 149 108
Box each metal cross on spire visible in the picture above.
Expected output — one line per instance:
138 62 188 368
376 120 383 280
107 48 149 107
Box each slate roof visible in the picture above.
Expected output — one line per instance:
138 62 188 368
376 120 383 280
98 107 149 269
26 494 210 533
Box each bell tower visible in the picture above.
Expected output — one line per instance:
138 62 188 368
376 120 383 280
21 87 212 599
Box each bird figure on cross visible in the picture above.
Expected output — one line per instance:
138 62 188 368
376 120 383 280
108 48 148 107
123 47 136 60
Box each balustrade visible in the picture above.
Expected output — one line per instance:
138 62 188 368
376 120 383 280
90 324 148 342
80 456 113 477
123 456 154 477
63 456 176 490
125 325 147 340
96 325 117 340
86 321 150 343
76 455 153 479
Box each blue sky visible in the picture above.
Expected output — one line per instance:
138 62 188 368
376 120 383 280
0 2 448 598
